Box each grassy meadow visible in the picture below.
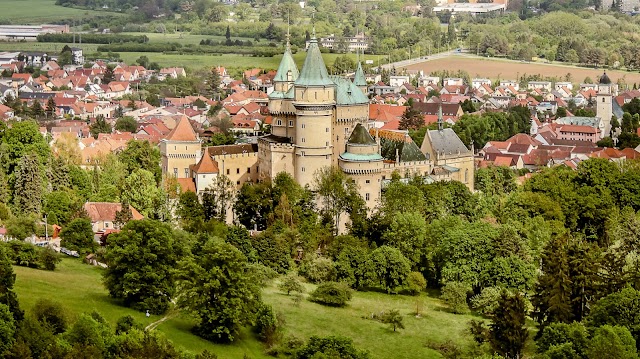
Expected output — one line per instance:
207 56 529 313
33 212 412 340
0 0 120 24
12 257 490 359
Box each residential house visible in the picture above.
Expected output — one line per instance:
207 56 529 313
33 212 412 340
83 202 144 232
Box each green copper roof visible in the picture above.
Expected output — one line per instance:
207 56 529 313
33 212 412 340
379 136 427 162
294 37 334 87
353 62 366 87
330 76 369 105
340 152 383 161
348 123 377 145
273 48 299 83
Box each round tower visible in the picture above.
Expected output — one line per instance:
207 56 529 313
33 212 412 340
292 31 336 187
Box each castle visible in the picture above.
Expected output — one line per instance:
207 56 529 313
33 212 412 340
160 32 474 214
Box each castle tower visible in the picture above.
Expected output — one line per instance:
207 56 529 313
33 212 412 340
292 31 336 187
268 32 300 141
596 72 613 138
339 123 383 209
160 116 201 179
353 61 368 95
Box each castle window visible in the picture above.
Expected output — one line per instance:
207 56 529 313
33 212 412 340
302 167 306 172
174 146 176 150
365 193 370 201
602 97 605 103
226 169 230 175
184 168 189 177
202 175 205 178
237 180 240 185
326 142 329 146
326 128 329 132
465 169 469 183
315 92 317 100
277 120 282 126
247 167 250 173
173 168 178 176
289 120 293 127
185 146 187 150
236 168 240 174
366 180 371 184
302 124 305 129
302 138 305 142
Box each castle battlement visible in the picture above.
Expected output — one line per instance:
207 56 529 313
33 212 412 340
382 160 431 169
212 152 258 160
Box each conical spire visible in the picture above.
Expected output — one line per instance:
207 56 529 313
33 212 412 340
273 45 299 83
353 61 366 87
294 29 334 87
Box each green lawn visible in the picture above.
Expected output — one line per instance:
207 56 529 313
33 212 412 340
0 0 120 24
121 32 255 45
117 52 380 72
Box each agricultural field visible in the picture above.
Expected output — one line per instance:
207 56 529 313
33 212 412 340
12 257 493 359
403 55 640 85
0 0 120 24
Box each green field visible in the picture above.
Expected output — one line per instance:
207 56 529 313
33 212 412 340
0 0 120 24
117 52 381 71
12 257 490 358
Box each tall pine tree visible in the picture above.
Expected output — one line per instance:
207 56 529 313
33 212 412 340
45 97 57 119
489 291 528 359
0 246 23 322
568 239 601 321
13 153 43 215
30 99 45 119
532 236 573 330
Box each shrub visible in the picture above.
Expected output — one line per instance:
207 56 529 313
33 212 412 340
32 299 68 334
253 303 284 347
298 255 336 283
406 272 426 295
39 247 61 271
296 335 369 359
380 309 405 332
441 282 471 314
470 287 504 315
309 282 352 307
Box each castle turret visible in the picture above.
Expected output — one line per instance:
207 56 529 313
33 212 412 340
353 61 367 95
269 34 300 140
292 30 336 187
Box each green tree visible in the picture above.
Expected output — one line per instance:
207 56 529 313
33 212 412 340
103 66 115 84
382 211 426 267
207 67 221 99
489 291 528 359
399 105 424 131
314 167 365 235
309 282 353 307
90 114 112 139
253 303 283 347
177 191 205 228
381 309 405 332
117 140 162 182
120 169 163 219
13 153 42 215
407 272 427 295
536 322 589 358
60 218 95 253
177 238 262 343
587 325 638 359
30 100 45 119
368 246 411 293
0 246 22 322
0 303 15 355
278 274 305 295
441 281 471 314
114 116 138 133
532 235 572 329
587 287 640 346
43 190 78 225
234 181 273 231
45 97 56 119
103 220 181 314
201 175 235 222
1 120 50 174
32 298 68 334
114 199 134 229
296 335 369 359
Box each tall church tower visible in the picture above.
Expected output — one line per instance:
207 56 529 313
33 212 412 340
160 116 201 179
596 72 613 138
292 31 335 186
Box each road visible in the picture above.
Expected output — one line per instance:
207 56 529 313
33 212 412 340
377 50 461 71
